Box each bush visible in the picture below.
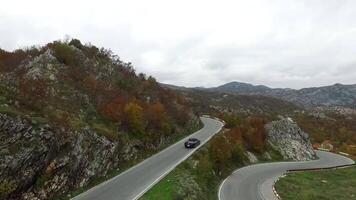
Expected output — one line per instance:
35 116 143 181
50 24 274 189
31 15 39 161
231 143 246 163
209 135 232 174
0 180 16 199
52 42 78 67
123 102 145 138
69 39 84 49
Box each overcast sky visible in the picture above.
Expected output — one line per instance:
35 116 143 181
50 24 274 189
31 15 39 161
1 0 356 89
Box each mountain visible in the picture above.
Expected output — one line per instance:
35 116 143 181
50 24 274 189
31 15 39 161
179 89 300 117
213 81 273 94
211 82 356 108
0 39 200 199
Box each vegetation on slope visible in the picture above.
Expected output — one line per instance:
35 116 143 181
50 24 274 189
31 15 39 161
0 39 200 199
0 38 195 143
177 89 301 117
294 110 356 158
275 166 356 200
141 115 283 200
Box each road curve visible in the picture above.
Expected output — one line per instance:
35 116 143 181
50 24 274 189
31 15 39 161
73 117 223 200
219 150 355 200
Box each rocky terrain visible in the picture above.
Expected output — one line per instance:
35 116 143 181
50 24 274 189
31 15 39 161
266 118 316 161
209 81 356 108
0 39 200 199
0 113 122 199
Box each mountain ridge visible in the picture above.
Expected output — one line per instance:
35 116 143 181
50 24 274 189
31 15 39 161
162 81 356 108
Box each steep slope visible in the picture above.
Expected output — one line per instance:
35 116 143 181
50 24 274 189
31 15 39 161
211 82 356 108
0 39 200 199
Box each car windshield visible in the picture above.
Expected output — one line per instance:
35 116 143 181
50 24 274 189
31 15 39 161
188 138 197 141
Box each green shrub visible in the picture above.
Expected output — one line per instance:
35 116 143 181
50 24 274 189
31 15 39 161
52 42 78 67
69 39 83 49
0 180 16 199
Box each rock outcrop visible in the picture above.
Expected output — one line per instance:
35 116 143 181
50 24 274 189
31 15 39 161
0 113 141 200
0 39 201 200
265 118 316 161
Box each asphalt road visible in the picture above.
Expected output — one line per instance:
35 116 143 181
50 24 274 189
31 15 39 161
73 117 223 200
219 150 355 200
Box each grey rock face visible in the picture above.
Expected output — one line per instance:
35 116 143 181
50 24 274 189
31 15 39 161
265 118 316 161
0 114 132 200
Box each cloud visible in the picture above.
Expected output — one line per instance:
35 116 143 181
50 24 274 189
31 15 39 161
1 0 356 89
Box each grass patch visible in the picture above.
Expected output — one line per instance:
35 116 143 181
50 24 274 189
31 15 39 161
142 168 180 200
275 166 356 200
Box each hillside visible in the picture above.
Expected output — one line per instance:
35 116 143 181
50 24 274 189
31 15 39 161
163 83 356 157
0 39 200 199
160 86 301 117
210 81 356 108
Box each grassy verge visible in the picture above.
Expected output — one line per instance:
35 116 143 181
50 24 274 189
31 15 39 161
275 166 356 200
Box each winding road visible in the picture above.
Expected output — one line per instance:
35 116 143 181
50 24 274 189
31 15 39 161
219 150 355 200
73 117 224 200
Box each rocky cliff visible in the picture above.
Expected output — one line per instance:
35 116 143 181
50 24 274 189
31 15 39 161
0 113 129 199
0 39 200 199
265 118 316 161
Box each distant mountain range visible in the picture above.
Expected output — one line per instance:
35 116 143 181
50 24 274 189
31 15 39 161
162 82 356 108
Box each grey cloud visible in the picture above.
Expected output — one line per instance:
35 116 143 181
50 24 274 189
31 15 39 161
1 0 356 89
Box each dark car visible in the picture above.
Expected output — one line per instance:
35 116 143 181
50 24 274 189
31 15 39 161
184 138 201 148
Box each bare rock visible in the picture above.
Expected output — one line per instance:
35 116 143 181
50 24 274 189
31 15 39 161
265 118 316 161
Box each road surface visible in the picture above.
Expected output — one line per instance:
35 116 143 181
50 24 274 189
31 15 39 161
219 150 355 200
73 117 223 200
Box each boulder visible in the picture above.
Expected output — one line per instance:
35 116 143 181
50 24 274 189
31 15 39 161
265 118 316 161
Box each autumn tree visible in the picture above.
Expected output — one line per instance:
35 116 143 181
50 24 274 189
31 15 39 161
123 101 146 137
227 127 243 144
145 101 171 133
242 118 267 153
209 135 232 175
99 96 126 122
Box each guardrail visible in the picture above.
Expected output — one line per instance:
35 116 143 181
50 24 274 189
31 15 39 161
316 147 330 152
287 163 356 173
339 152 350 157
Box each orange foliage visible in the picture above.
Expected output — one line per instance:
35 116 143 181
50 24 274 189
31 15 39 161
99 96 126 122
210 135 232 173
226 127 243 144
242 118 267 153
225 116 267 153
0 49 27 72
146 101 168 130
